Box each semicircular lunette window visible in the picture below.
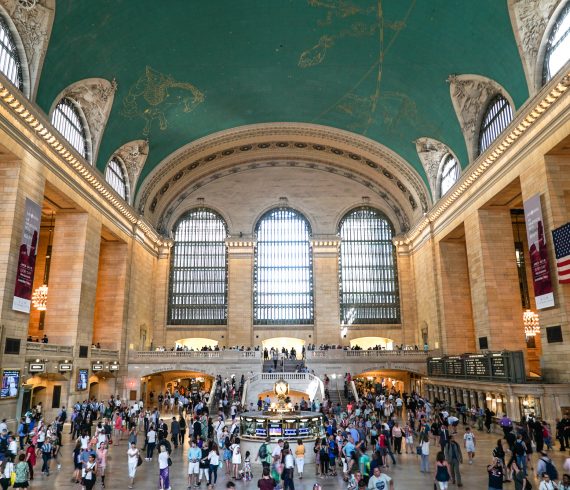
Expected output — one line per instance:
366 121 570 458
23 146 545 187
0 15 24 91
440 154 460 197
543 1 570 83
168 208 228 325
51 97 90 161
254 208 314 325
477 94 513 156
105 157 129 200
339 207 400 325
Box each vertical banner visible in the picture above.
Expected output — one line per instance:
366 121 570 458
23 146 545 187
523 194 555 309
12 198 41 313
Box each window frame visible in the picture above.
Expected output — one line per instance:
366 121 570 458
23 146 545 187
439 153 460 198
542 0 570 84
338 206 400 325
477 94 513 156
0 13 24 93
51 97 91 162
253 207 314 326
168 208 229 325
105 157 129 201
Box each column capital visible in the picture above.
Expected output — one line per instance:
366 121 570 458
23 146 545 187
311 235 340 256
225 235 256 255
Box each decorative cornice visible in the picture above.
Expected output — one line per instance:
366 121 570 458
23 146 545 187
0 74 169 248
136 123 431 216
508 0 559 94
414 137 460 200
447 74 513 163
404 69 570 245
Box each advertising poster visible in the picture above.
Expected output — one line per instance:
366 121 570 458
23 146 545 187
0 370 20 398
77 369 88 391
12 198 41 313
523 194 555 309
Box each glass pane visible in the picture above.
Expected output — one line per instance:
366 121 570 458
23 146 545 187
478 95 513 155
51 98 89 160
0 16 23 91
544 3 570 82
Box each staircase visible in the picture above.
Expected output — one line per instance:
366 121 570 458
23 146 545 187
263 359 305 373
327 378 348 408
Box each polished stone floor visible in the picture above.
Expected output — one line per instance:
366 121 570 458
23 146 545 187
29 423 569 489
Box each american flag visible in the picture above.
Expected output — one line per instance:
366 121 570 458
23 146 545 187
552 222 570 284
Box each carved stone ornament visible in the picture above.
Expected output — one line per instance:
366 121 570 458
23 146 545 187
114 139 149 197
508 0 559 94
414 137 454 200
447 74 511 163
58 78 117 164
0 0 54 99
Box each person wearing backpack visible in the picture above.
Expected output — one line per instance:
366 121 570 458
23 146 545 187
537 452 559 483
514 434 528 475
539 472 558 490
256 438 271 471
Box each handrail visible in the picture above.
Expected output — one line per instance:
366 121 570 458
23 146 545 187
129 350 261 359
309 349 431 359
92 348 119 357
26 342 73 355
349 380 359 403
208 378 218 413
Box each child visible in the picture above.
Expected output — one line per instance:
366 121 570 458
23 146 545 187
242 450 252 481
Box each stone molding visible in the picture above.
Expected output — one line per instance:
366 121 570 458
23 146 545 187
112 139 148 204
135 123 431 217
51 77 117 165
0 0 54 99
447 74 514 163
508 0 560 94
415 137 461 200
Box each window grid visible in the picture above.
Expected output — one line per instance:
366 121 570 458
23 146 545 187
51 98 89 160
254 208 314 325
543 1 570 83
0 15 23 91
105 157 128 200
339 207 400 324
477 95 513 156
168 209 228 325
440 154 460 197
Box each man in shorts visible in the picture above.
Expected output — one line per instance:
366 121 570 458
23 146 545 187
187 439 201 488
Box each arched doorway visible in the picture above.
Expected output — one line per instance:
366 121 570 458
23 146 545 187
262 337 305 357
174 338 219 350
350 337 394 350
141 370 215 409
89 381 99 400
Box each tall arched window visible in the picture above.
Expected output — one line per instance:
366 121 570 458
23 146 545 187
0 14 23 91
477 94 513 156
105 157 129 201
439 154 460 197
168 209 228 325
254 208 313 325
51 97 90 161
543 1 570 83
339 207 400 324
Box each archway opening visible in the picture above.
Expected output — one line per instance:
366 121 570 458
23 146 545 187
262 337 305 355
354 369 421 396
174 338 219 350
350 337 395 350
141 370 215 409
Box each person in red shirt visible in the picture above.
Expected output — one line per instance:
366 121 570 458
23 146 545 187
25 441 36 480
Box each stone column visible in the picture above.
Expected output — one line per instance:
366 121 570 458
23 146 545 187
312 237 341 346
152 244 172 348
464 208 527 352
44 212 101 348
226 237 255 347
395 242 417 345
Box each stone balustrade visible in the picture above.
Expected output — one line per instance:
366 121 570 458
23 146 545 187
26 341 74 356
91 348 120 358
129 350 261 361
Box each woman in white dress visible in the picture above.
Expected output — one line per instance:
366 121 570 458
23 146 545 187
230 437 242 480
463 427 476 464
127 442 139 489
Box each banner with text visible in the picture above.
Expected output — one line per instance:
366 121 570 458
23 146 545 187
12 198 41 313
523 194 555 309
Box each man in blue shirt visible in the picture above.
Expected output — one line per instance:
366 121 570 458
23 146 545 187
187 439 202 488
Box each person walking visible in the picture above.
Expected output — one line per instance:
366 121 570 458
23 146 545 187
257 467 275 490
282 447 295 490
81 453 98 490
127 441 140 489
367 466 394 490
40 437 52 476
487 457 505 490
207 442 220 486
158 444 171 490
295 439 305 479
231 437 241 480
188 439 201 488
96 442 108 488
463 427 476 465
419 433 430 473
146 425 157 461
434 451 451 490
444 435 463 487
13 454 31 489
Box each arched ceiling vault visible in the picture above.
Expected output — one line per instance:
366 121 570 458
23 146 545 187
136 123 431 234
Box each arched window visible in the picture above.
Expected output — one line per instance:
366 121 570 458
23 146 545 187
477 94 513 156
439 154 460 197
339 207 400 324
0 14 23 91
105 157 129 200
543 1 570 83
168 209 228 325
254 208 313 325
51 97 90 161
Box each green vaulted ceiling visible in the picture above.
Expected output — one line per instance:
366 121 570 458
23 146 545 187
36 0 528 192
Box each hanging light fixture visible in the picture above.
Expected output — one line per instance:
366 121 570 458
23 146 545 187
32 213 54 313
522 309 540 338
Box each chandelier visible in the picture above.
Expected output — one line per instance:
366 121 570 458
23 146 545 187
522 309 540 338
31 284 48 311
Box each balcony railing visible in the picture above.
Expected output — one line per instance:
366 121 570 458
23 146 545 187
26 342 73 356
129 350 261 361
91 348 120 358
309 349 431 360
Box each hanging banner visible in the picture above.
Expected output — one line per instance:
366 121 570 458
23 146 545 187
12 198 41 313
523 194 555 309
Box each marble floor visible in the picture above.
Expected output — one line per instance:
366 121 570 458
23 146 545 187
28 424 569 490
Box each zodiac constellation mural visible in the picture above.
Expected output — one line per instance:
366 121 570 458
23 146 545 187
121 66 205 136
300 0 418 136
